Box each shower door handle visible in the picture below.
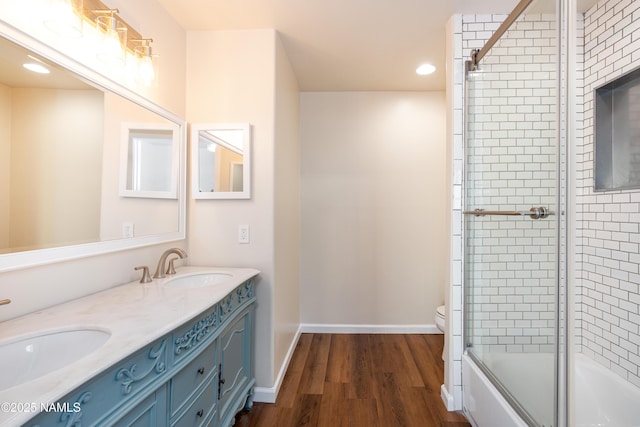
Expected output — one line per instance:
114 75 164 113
463 207 552 219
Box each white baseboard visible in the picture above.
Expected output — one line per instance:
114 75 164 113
252 323 441 403
441 384 455 411
300 323 441 334
252 326 302 403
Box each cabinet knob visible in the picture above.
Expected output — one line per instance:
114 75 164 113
197 409 204 418
197 367 205 375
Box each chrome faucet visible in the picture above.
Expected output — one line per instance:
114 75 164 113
153 248 188 279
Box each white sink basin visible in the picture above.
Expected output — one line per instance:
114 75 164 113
163 272 232 288
0 328 110 390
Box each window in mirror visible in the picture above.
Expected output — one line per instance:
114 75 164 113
191 123 251 199
120 123 179 199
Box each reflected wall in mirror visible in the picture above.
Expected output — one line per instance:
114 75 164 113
120 123 179 199
0 25 186 272
191 123 251 199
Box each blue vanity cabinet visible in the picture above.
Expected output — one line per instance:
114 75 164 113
27 279 256 427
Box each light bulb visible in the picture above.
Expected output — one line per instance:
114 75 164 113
103 30 123 62
96 15 127 66
139 55 155 86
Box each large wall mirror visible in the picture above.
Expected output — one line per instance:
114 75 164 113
0 25 186 272
191 123 251 199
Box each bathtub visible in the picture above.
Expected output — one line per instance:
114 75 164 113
462 352 640 427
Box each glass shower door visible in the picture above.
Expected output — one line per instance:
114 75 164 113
463 1 562 425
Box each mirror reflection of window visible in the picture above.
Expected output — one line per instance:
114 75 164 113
198 129 244 193
119 122 179 199
127 129 174 192
198 139 216 192
191 123 251 200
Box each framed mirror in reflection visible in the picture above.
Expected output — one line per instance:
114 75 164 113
120 123 180 199
191 123 251 199
0 25 185 272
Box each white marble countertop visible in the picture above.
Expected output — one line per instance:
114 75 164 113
0 266 260 426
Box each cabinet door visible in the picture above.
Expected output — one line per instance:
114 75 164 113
217 307 254 426
111 385 167 427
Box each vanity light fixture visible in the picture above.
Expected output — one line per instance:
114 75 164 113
416 63 436 76
44 0 84 37
133 39 157 86
42 0 159 87
95 10 127 66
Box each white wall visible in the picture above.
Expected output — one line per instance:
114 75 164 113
186 29 301 393
273 36 301 391
99 92 180 241
578 0 640 387
10 89 103 250
300 91 447 328
0 84 11 249
0 1 187 322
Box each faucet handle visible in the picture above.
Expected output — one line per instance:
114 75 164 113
0 299 11 306
165 257 178 275
134 266 153 283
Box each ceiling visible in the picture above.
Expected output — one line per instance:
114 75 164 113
155 0 521 91
155 0 597 92
0 35 93 90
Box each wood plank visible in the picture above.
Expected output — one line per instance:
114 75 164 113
348 334 375 399
317 382 350 427
349 398 380 427
405 334 445 393
368 334 424 388
326 334 352 383
289 394 321 427
297 333 331 395
276 333 314 408
372 371 411 426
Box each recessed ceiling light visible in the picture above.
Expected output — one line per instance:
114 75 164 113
416 63 436 76
23 62 50 74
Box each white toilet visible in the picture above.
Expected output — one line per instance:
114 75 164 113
435 305 446 333
435 305 446 360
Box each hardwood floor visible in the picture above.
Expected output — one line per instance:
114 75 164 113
235 334 472 427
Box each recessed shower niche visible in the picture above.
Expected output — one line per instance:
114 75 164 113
595 66 640 191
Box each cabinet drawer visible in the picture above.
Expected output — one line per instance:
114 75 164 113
170 339 217 417
171 376 217 427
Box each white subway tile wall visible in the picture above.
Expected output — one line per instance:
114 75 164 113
579 0 640 387
463 13 559 355
450 15 465 409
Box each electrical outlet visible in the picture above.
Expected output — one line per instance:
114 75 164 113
238 225 250 244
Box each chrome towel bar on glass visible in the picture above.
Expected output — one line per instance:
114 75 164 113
463 207 552 219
